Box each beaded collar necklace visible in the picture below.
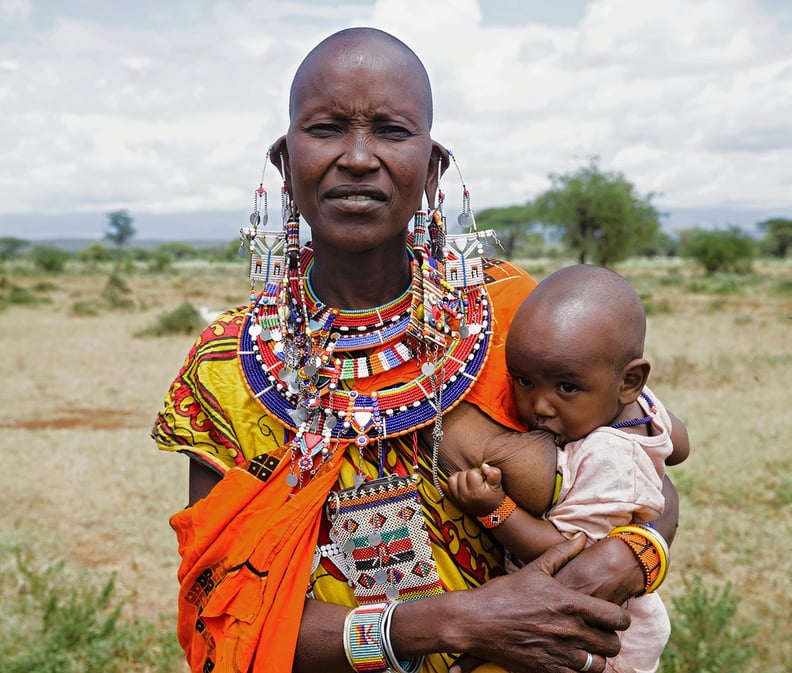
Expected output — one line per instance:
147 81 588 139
610 391 658 429
238 244 492 488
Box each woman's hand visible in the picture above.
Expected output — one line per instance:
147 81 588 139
396 534 629 673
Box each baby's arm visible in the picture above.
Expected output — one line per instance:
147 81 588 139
447 463 566 562
666 411 690 466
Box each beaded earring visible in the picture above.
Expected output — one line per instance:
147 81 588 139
442 149 500 290
277 152 301 270
240 146 288 297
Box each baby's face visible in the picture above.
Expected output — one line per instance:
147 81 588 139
506 310 624 446
509 359 623 446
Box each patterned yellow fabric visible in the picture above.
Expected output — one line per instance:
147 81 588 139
152 258 537 673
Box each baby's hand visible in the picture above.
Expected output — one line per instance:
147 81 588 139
446 463 506 516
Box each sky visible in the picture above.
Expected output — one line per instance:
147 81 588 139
1 0 792 240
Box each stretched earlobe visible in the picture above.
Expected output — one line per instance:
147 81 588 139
270 136 289 182
425 142 450 210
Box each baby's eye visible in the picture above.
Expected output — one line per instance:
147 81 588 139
558 382 579 394
514 377 533 389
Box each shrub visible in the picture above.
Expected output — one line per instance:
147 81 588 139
102 272 136 310
78 242 112 265
660 574 757 673
0 236 29 261
71 300 101 317
680 227 756 275
29 245 71 273
136 301 204 337
147 249 173 273
0 546 183 673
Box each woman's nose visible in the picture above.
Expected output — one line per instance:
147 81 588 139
338 132 379 174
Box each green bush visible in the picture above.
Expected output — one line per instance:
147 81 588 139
71 300 101 317
136 301 204 337
0 236 29 261
102 272 136 310
660 574 757 673
0 279 52 311
147 249 174 273
680 227 756 275
78 242 112 265
29 245 71 273
0 546 183 673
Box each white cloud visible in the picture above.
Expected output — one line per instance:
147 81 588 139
0 0 31 21
1 0 791 230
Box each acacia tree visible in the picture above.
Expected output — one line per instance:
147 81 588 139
105 210 136 250
534 158 661 266
758 217 792 258
475 204 538 260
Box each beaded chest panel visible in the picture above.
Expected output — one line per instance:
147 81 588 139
326 475 444 604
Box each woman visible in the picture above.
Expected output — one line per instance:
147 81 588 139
153 27 678 673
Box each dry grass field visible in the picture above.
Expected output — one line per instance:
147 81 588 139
1 257 790 672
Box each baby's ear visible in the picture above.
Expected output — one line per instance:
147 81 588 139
619 358 651 405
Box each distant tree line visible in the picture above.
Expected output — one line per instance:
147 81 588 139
2 186 791 276
474 157 792 274
0 209 240 274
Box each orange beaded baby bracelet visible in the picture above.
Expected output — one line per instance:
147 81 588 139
477 495 517 529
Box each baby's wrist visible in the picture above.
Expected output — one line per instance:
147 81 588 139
476 494 517 529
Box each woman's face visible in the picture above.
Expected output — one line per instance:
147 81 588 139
283 42 437 254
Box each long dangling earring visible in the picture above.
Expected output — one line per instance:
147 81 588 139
278 153 301 270
442 149 500 289
240 146 288 296
426 154 447 262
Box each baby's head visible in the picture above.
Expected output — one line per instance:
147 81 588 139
505 264 650 445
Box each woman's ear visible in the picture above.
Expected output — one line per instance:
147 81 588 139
618 358 651 405
425 142 450 209
270 135 289 184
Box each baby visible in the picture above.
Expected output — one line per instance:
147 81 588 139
448 264 689 673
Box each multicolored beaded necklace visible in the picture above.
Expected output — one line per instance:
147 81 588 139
238 243 492 489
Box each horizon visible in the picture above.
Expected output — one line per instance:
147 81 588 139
0 204 783 244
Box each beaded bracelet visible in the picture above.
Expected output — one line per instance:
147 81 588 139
345 602 391 672
608 523 670 594
477 494 517 529
380 600 424 673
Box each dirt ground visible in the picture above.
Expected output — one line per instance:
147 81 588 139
1 260 791 671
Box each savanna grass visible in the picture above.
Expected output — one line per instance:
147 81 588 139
0 545 183 673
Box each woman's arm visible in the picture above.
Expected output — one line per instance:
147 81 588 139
189 459 222 505
293 535 628 673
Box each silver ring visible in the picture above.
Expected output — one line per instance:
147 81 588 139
580 652 594 672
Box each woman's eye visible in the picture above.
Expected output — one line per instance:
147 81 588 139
307 123 342 136
378 125 412 139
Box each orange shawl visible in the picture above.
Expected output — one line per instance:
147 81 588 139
171 447 343 672
157 258 536 673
